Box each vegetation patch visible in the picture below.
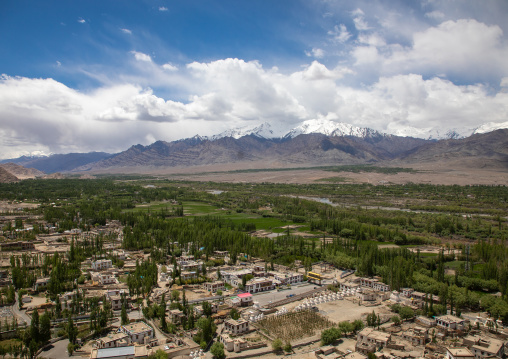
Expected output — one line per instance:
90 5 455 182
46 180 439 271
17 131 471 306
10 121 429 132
257 311 333 342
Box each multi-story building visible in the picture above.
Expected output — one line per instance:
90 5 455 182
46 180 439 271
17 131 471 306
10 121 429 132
203 281 225 293
118 322 154 345
244 278 275 294
91 259 113 271
436 315 465 331
447 347 475 359
224 318 249 335
272 272 303 286
356 327 391 354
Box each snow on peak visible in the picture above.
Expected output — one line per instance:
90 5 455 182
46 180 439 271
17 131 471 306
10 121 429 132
284 118 380 139
208 122 288 140
473 120 508 135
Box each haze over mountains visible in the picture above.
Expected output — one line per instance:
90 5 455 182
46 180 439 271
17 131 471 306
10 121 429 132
2 119 508 174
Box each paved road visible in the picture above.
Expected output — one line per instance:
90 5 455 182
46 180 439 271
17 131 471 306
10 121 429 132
39 339 70 359
12 293 31 326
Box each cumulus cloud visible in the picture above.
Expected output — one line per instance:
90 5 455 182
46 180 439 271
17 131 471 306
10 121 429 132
305 48 325 58
352 8 370 31
162 63 178 71
131 51 152 62
2 54 507 158
328 24 351 43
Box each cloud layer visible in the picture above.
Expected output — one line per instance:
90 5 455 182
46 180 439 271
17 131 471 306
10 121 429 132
1 1 508 158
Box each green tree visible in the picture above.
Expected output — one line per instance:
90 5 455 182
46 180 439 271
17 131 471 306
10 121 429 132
121 302 129 325
399 306 415 321
210 342 225 359
229 308 240 320
272 338 283 352
391 315 401 326
321 327 341 345
67 343 75 356
30 310 40 344
284 342 292 353
40 312 52 344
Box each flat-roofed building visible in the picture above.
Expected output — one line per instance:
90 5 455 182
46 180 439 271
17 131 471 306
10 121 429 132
96 333 129 348
447 347 475 359
436 315 465 331
118 322 153 345
224 318 249 335
91 259 113 271
467 336 504 359
356 327 391 354
203 281 225 293
244 278 275 294
360 277 391 292
272 272 303 285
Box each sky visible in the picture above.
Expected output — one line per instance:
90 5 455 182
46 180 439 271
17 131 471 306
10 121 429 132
1 0 508 158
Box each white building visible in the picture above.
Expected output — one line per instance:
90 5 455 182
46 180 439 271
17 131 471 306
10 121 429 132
118 322 154 345
272 272 303 286
92 259 113 271
224 318 250 335
244 278 275 294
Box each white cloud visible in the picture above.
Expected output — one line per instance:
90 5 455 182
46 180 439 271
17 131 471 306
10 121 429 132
425 11 445 20
305 48 325 58
328 24 351 43
56 61 61 67
162 63 178 71
77 18 85 24
2 54 507 158
131 51 152 62
159 6 168 12
352 8 370 31
121 28 132 35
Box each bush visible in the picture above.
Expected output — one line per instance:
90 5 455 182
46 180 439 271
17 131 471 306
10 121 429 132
210 342 225 359
321 327 341 345
284 342 292 353
272 338 283 352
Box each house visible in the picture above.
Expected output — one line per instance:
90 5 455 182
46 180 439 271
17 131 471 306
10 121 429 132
231 293 253 307
219 333 248 353
169 309 185 324
415 316 436 327
356 289 377 302
436 315 465 331
118 322 154 345
465 336 504 359
107 295 123 311
224 318 249 335
98 273 117 285
96 333 129 348
272 272 303 286
203 281 225 293
446 347 475 359
181 271 197 281
400 326 429 346
92 259 113 271
244 278 275 294
34 277 50 291
356 327 391 354
360 277 391 292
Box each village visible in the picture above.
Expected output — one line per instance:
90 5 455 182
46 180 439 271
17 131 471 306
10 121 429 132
0 213 507 359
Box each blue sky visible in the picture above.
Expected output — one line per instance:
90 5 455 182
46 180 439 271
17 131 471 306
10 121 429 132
1 0 508 158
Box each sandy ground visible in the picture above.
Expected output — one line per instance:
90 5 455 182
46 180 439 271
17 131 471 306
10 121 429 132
158 164 508 186
0 201 39 212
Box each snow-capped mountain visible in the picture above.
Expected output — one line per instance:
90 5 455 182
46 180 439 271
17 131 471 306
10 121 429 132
283 119 381 139
199 118 508 142
473 120 508 135
208 122 288 140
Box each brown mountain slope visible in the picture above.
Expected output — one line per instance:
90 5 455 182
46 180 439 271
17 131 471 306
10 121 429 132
0 167 19 183
399 129 508 169
0 163 45 179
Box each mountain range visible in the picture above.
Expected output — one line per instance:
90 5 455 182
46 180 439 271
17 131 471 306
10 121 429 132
2 119 507 174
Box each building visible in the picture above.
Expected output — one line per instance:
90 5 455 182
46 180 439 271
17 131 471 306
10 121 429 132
272 272 303 286
169 309 185 324
446 348 475 359
221 269 253 287
0 241 35 251
356 327 391 354
92 259 113 271
219 333 248 353
465 336 504 359
118 322 154 345
244 278 275 294
231 293 253 307
34 277 50 291
98 273 117 285
436 315 465 331
96 333 129 348
400 326 429 346
360 277 391 292
90 345 148 359
181 271 197 281
224 318 249 335
203 281 225 293
356 289 377 302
